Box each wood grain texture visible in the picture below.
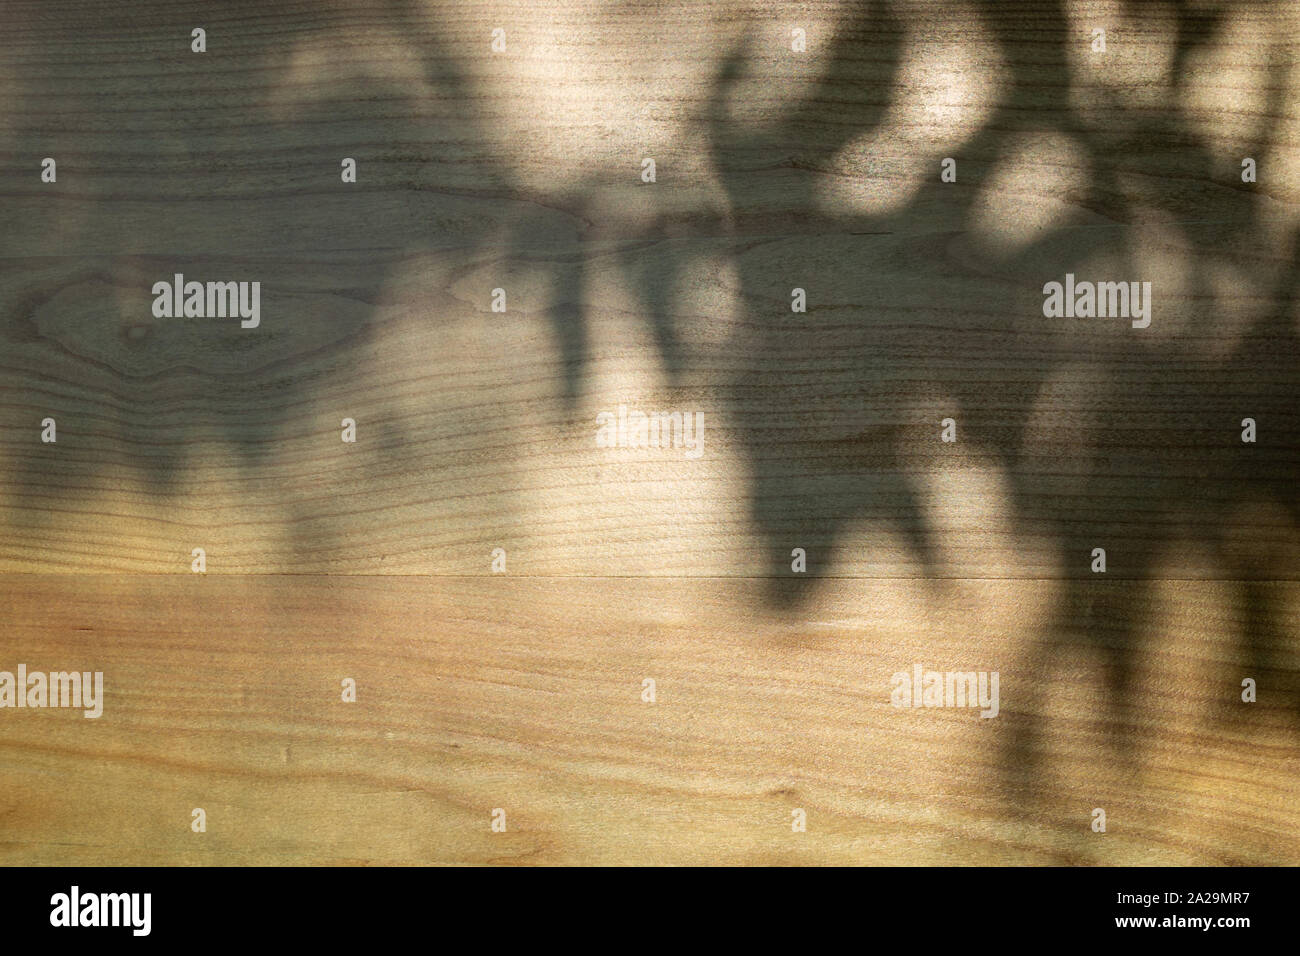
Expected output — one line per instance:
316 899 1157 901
1 0 1298 864
1 575 1297 865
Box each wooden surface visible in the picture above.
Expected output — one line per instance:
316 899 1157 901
1 0 1298 864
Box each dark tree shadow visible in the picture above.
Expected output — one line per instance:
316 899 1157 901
0 0 581 568
637 0 1300 803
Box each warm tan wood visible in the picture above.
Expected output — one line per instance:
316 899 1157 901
1 0 1298 864
0 575 1296 865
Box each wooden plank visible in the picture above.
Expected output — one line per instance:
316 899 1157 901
0 575 1296 865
